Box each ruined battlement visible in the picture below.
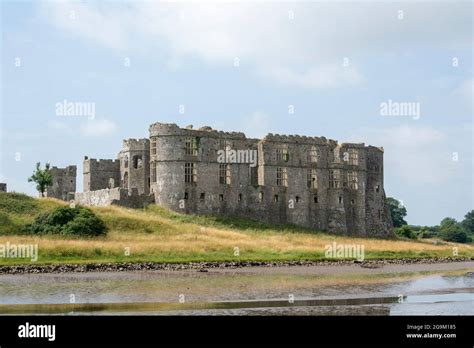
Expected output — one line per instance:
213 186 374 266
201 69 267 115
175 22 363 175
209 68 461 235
149 122 246 139
83 157 120 173
122 138 150 151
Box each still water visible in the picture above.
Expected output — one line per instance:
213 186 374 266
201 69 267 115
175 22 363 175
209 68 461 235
0 269 472 315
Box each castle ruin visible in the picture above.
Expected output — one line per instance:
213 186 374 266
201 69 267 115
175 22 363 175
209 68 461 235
50 122 393 237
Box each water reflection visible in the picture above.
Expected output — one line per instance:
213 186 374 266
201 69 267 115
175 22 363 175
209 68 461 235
0 270 472 315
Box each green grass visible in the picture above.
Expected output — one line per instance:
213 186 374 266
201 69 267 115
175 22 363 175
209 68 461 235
0 192 472 266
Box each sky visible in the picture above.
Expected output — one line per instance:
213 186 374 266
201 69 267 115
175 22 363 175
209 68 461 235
0 0 472 226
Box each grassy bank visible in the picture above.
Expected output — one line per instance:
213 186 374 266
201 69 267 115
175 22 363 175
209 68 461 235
0 192 472 265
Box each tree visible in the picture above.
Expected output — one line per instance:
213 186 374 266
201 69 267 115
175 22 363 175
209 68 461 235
28 162 53 197
439 223 468 243
386 197 407 227
461 210 474 234
440 217 457 227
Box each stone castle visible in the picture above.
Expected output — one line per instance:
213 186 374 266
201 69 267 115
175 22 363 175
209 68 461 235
48 122 393 237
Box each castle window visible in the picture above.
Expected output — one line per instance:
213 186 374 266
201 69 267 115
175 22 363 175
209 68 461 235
151 137 157 156
295 196 300 203
329 170 341 189
200 193 205 200
219 164 225 184
184 192 189 200
349 149 359 165
133 155 142 169
185 163 197 183
314 195 318 203
219 164 232 185
225 164 231 185
274 194 279 202
219 194 224 201
347 171 358 190
185 137 199 156
250 166 258 186
122 172 128 188
276 167 288 187
238 193 242 201
124 155 129 169
378 209 383 219
338 196 343 205
308 146 318 163
150 162 156 183
307 168 317 189
351 199 355 205
375 184 380 193
276 144 289 162
259 192 264 202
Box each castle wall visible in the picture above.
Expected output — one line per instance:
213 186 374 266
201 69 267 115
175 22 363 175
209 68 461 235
46 166 76 201
74 187 153 208
83 157 120 192
148 122 393 237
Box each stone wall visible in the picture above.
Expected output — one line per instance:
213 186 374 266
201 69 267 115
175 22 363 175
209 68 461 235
149 122 393 237
46 166 76 201
74 187 153 208
83 157 120 192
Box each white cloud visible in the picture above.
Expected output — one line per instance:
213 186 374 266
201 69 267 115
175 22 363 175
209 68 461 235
80 119 117 137
40 1 472 89
349 125 465 185
453 78 473 107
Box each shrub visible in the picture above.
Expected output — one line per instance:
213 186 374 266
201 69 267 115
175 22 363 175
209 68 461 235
26 206 107 237
62 209 107 237
395 225 416 239
439 224 468 243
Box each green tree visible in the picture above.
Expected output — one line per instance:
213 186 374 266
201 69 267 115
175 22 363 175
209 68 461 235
440 217 457 228
439 223 468 243
386 197 407 227
461 210 474 234
28 162 53 197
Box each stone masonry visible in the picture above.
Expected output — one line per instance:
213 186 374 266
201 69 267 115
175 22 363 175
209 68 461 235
45 166 76 201
48 122 393 236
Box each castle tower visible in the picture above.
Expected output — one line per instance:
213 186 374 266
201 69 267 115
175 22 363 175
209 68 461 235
83 157 120 192
46 165 77 201
118 139 150 195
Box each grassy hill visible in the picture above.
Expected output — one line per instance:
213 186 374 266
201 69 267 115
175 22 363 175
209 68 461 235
0 192 472 265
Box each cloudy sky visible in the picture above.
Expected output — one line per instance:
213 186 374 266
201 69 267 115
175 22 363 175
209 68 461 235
1 0 472 226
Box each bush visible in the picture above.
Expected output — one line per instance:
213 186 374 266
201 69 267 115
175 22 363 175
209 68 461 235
395 225 416 239
439 224 468 243
419 230 436 239
26 206 107 237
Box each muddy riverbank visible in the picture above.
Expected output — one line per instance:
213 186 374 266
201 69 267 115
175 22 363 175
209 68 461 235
0 256 472 275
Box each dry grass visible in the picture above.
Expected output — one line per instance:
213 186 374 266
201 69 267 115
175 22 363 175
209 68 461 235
0 195 472 265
